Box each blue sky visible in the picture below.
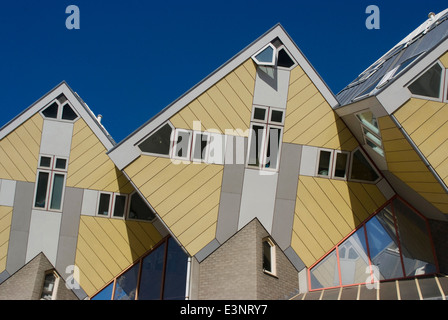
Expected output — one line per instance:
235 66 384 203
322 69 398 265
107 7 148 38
1 0 446 143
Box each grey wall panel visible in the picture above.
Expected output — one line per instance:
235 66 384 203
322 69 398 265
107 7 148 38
271 199 296 250
194 239 220 263
216 192 242 244
6 181 34 275
56 187 83 279
253 68 290 109
40 120 74 158
284 246 306 272
0 179 16 207
276 143 302 201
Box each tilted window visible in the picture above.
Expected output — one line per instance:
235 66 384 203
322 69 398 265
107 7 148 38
349 149 379 182
138 122 173 156
262 238 276 276
41 96 78 122
128 192 156 222
408 62 443 99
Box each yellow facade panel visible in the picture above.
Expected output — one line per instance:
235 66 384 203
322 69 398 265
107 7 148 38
184 222 217 257
0 206 12 273
393 98 428 124
439 51 448 68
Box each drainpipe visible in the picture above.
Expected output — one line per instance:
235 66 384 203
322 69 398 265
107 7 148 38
184 257 192 300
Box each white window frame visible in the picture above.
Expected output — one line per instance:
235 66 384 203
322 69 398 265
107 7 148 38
275 45 297 70
96 192 128 219
332 150 350 180
252 43 276 66
171 128 193 161
191 131 211 163
40 270 60 300
247 106 285 172
138 121 174 159
407 61 445 102
316 148 334 178
262 237 277 277
126 191 156 222
33 155 68 212
355 110 384 157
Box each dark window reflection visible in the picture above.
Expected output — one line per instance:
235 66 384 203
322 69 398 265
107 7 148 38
138 242 166 300
113 262 140 300
163 237 188 300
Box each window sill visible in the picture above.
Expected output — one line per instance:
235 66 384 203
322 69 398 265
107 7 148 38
263 270 278 279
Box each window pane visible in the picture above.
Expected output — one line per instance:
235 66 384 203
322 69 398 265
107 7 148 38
50 174 65 210
39 156 52 168
317 150 331 176
138 242 166 300
263 241 272 273
265 127 281 169
97 193 111 216
334 152 348 178
408 63 442 98
253 107 266 121
350 150 379 182
366 206 404 280
174 131 191 159
128 193 155 221
113 262 140 300
55 158 67 170
270 110 283 123
138 123 173 155
255 45 274 64
113 195 127 218
248 125 264 167
61 104 78 120
163 238 188 300
309 250 339 289
277 48 294 68
392 198 437 276
92 282 114 300
193 133 208 161
339 227 370 286
35 172 49 208
41 273 56 300
356 111 379 135
42 102 58 118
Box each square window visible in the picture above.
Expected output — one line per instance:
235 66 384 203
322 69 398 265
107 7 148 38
270 110 284 124
334 152 349 179
113 194 127 218
172 130 192 160
39 156 52 168
97 193 111 216
192 132 210 162
317 150 332 177
55 158 67 170
253 107 267 121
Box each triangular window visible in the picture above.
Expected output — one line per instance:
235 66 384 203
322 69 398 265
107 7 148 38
253 44 276 66
41 100 78 121
138 122 173 156
408 63 443 99
277 48 295 68
42 102 59 119
349 149 379 182
61 103 78 120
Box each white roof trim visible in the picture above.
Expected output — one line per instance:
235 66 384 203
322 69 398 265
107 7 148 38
0 82 115 150
108 24 339 170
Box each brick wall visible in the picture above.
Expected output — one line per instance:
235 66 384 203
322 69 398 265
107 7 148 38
197 219 299 300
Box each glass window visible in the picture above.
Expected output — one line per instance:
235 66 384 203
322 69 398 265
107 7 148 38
173 130 191 160
55 158 67 170
113 195 127 218
277 48 295 68
248 125 265 167
49 173 65 210
138 123 173 156
138 242 166 300
310 250 339 290
113 262 140 300
128 193 155 221
366 206 404 280
339 227 370 286
91 282 114 300
192 132 209 162
317 150 332 177
163 238 188 300
97 193 111 216
253 107 267 121
262 239 274 273
61 104 78 120
253 44 275 65
34 172 50 208
270 110 284 123
39 156 52 168
392 199 437 276
334 152 348 178
356 111 379 135
41 272 57 300
408 63 443 99
42 102 59 119
350 149 379 182
264 127 281 170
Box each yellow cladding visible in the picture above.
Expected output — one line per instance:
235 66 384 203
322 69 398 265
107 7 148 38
75 216 162 297
125 156 223 256
170 59 256 136
67 119 134 193
379 113 448 213
0 206 13 273
283 65 358 151
291 176 386 267
440 51 448 68
0 113 43 182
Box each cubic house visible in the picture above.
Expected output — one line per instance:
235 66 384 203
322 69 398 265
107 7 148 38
1 9 448 300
